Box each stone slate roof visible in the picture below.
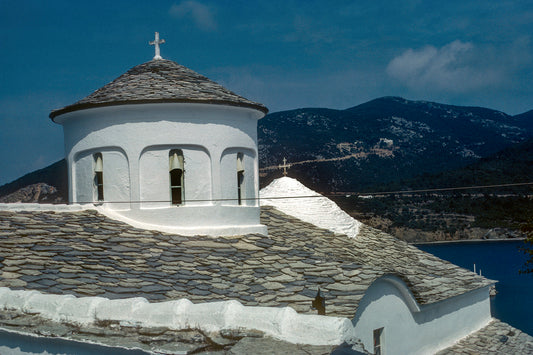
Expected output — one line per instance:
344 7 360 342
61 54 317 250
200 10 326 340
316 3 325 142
437 319 533 354
49 59 268 120
0 206 493 318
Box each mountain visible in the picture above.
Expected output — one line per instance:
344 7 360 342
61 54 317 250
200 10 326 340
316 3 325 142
1 97 532 203
332 140 533 242
258 97 532 192
0 160 67 203
386 138 533 193
514 109 533 131
0 183 63 204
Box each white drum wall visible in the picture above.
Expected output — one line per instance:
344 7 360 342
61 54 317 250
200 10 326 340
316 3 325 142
57 102 266 236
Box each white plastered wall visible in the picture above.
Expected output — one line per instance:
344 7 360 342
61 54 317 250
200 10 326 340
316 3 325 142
73 148 130 211
139 144 212 208
220 148 257 207
57 103 266 236
352 276 492 355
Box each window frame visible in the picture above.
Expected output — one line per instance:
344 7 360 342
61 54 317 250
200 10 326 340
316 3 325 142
237 153 244 205
169 150 185 205
373 327 384 355
94 153 104 202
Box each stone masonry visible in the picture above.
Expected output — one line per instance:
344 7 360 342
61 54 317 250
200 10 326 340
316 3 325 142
0 206 492 318
2 205 529 354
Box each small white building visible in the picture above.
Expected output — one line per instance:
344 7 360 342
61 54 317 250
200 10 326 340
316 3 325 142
260 177 495 354
50 35 268 236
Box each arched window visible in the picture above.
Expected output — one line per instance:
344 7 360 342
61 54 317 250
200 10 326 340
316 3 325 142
94 153 104 202
237 153 244 205
169 150 184 205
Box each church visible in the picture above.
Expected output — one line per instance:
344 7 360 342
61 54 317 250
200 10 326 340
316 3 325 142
0 33 531 354
49 33 268 237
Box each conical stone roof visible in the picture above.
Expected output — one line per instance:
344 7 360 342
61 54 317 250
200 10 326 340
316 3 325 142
50 59 268 120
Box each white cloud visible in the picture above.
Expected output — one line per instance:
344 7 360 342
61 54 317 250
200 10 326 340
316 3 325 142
169 1 216 31
386 40 502 92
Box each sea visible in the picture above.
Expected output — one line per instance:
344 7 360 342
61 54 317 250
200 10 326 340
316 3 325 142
418 240 533 335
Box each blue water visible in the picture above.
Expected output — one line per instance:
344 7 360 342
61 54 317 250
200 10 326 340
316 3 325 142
418 240 532 335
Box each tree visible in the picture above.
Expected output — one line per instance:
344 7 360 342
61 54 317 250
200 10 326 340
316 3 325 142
520 222 533 274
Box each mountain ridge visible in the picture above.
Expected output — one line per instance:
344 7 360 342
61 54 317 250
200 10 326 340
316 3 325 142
0 160 68 203
258 96 532 192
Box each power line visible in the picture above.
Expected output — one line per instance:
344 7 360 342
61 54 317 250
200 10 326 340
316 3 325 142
69 181 533 205
327 182 533 197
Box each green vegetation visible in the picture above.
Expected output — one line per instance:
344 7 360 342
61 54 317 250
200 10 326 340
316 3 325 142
334 193 533 235
429 194 533 228
329 139 533 242
520 222 533 274
371 139 533 194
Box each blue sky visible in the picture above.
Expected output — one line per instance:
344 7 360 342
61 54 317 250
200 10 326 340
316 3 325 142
1 0 532 185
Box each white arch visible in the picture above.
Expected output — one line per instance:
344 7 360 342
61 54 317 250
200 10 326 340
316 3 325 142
352 275 491 355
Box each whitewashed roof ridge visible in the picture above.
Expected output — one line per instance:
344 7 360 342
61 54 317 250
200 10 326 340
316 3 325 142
260 176 362 239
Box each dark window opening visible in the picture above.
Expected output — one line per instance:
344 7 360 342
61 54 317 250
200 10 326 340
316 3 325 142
94 153 104 202
373 327 384 355
237 171 244 205
169 150 184 205
95 172 104 201
170 169 183 205
237 153 244 205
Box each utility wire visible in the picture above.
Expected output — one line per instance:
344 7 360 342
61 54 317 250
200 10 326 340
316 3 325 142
327 182 533 197
69 181 533 205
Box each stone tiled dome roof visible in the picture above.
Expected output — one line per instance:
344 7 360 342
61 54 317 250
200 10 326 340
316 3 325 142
50 59 268 120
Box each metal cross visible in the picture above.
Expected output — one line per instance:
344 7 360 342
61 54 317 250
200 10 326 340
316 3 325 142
149 32 165 60
278 157 291 176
